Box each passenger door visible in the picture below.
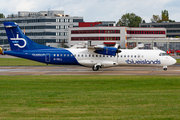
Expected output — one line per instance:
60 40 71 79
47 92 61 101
45 53 50 63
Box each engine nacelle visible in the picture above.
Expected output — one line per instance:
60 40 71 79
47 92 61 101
94 47 121 56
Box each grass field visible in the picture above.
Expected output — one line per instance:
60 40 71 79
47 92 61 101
176 59 180 63
0 58 180 66
0 75 180 120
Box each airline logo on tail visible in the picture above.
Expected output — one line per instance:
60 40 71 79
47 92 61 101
10 34 26 48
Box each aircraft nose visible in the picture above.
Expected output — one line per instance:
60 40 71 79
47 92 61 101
171 58 177 65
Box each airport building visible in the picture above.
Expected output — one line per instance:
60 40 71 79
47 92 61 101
68 23 166 49
0 10 83 47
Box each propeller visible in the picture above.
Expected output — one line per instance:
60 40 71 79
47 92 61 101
115 45 121 62
0 47 3 55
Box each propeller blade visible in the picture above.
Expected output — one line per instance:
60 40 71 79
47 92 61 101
116 49 121 53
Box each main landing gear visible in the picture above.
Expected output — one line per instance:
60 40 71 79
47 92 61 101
92 65 102 71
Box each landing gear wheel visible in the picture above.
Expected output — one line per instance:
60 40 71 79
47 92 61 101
163 68 167 71
92 66 99 71
163 66 167 71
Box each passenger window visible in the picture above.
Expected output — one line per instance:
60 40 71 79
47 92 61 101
127 55 129 58
78 54 80 57
131 55 133 58
121 55 123 58
85 55 87 57
60 54 62 56
71 54 73 57
92 55 94 57
99 55 101 57
138 55 140 58
64 54 66 57
103 55 105 57
89 54 91 57
82 55 83 57
57 54 59 57
54 54 56 57
96 55 98 57
74 54 76 57
124 55 126 58
134 55 136 58
67 54 69 57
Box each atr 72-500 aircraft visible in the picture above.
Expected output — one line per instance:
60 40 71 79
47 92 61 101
0 22 177 71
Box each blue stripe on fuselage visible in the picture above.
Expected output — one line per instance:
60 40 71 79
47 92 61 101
4 48 80 65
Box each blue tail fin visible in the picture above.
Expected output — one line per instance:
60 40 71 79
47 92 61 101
3 22 53 50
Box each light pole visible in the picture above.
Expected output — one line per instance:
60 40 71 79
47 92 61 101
23 20 27 34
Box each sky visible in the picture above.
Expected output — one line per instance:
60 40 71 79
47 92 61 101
0 0 180 23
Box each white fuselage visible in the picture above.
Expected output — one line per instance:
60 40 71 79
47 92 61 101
68 48 176 68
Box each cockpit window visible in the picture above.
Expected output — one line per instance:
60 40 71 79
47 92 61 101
159 53 168 56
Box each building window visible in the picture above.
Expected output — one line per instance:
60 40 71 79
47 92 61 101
56 32 59 36
56 39 60 42
56 26 59 29
64 26 68 29
60 32 64 36
64 39 68 43
71 30 120 34
65 19 69 22
71 37 120 41
64 32 68 36
127 30 165 34
56 19 59 22
60 26 64 29
70 19 73 22
60 19 64 22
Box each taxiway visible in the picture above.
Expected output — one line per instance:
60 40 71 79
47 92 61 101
0 65 180 75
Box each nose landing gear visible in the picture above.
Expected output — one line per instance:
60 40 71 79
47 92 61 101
163 66 167 71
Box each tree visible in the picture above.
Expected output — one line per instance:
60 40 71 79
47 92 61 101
161 10 169 21
142 20 146 23
116 13 143 27
151 10 175 23
0 13 5 18
151 15 160 22
169 20 175 22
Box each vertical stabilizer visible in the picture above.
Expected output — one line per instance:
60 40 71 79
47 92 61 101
3 22 53 50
